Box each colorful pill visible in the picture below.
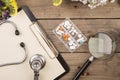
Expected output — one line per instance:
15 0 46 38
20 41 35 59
63 34 69 41
77 37 85 44
59 26 64 31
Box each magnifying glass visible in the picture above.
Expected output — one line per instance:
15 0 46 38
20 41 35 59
72 32 116 80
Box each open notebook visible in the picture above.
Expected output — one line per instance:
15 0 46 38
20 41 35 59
0 6 69 80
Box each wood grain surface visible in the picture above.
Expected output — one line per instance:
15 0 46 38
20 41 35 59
37 20 120 53
60 53 120 80
17 0 120 80
17 0 120 18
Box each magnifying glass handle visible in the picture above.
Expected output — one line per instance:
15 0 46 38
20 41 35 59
72 56 94 80
34 73 39 80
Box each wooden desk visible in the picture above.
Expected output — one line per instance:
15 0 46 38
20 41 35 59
17 0 120 80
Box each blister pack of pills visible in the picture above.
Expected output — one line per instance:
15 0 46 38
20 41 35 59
53 19 87 52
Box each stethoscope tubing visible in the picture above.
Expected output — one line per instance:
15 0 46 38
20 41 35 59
0 20 27 67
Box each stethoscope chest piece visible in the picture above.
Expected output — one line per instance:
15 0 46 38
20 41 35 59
29 54 46 80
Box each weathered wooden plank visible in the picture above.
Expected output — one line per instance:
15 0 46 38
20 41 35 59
17 0 120 18
60 53 120 80
37 19 120 53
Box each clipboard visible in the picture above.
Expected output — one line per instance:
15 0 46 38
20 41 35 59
21 6 70 79
0 6 69 80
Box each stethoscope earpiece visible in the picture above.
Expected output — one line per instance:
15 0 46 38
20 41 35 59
15 29 20 35
20 42 25 48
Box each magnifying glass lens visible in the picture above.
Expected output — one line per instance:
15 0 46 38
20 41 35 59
89 32 116 59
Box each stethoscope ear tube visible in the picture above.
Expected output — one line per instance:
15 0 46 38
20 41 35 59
0 20 27 67
72 56 94 80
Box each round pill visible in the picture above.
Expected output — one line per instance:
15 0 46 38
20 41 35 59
59 31 64 34
68 37 72 41
69 42 73 46
76 32 78 34
72 43 76 46
56 31 62 35
72 32 75 35
78 34 82 38
70 46 76 50
65 20 69 24
74 30 77 33
77 38 85 44
72 27 75 29
66 25 71 30
77 39 80 42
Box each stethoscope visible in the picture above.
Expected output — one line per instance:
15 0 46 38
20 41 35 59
0 20 27 67
29 54 46 80
0 20 46 80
